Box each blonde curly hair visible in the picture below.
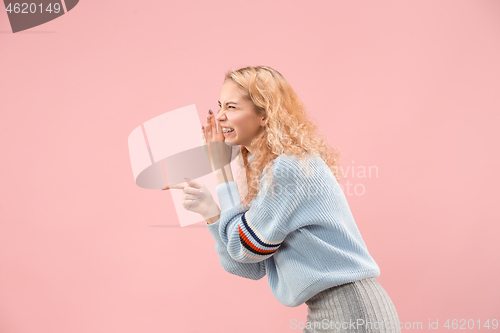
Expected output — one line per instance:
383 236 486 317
223 66 345 206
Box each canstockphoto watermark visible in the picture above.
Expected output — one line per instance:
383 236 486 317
246 160 379 199
248 178 335 201
3 1 80 33
338 161 379 196
290 318 397 330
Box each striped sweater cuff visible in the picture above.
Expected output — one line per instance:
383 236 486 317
216 181 241 213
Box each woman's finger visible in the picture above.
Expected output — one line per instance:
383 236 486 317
185 192 204 200
206 112 211 133
210 109 216 134
183 177 201 189
164 182 187 190
211 109 221 139
201 127 206 143
215 110 223 138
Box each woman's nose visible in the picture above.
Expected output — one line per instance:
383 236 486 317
216 110 226 121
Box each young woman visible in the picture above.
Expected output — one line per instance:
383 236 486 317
165 66 401 333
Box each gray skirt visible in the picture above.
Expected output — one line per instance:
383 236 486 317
303 278 401 333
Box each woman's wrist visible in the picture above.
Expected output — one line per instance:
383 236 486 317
202 201 221 225
203 165 232 225
204 214 220 224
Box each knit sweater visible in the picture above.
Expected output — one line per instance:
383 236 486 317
206 153 380 307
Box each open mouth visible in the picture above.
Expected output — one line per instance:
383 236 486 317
222 127 235 137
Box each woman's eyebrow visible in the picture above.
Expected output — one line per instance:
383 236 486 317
218 101 238 106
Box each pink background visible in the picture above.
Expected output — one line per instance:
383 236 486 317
1 1 499 332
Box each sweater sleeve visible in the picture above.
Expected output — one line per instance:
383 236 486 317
206 202 266 280
206 175 266 280
207 156 307 264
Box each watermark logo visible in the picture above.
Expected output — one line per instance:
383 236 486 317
290 318 398 331
339 161 379 196
3 0 79 33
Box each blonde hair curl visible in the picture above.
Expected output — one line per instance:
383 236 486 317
223 66 345 207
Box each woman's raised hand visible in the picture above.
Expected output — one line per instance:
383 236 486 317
202 109 233 172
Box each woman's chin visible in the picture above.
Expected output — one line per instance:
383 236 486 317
225 137 239 146
225 138 241 146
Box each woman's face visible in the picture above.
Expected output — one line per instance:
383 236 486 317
216 79 266 153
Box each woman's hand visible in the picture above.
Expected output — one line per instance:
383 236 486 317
162 178 221 220
202 109 233 172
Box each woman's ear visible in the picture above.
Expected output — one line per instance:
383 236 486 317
260 115 267 126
